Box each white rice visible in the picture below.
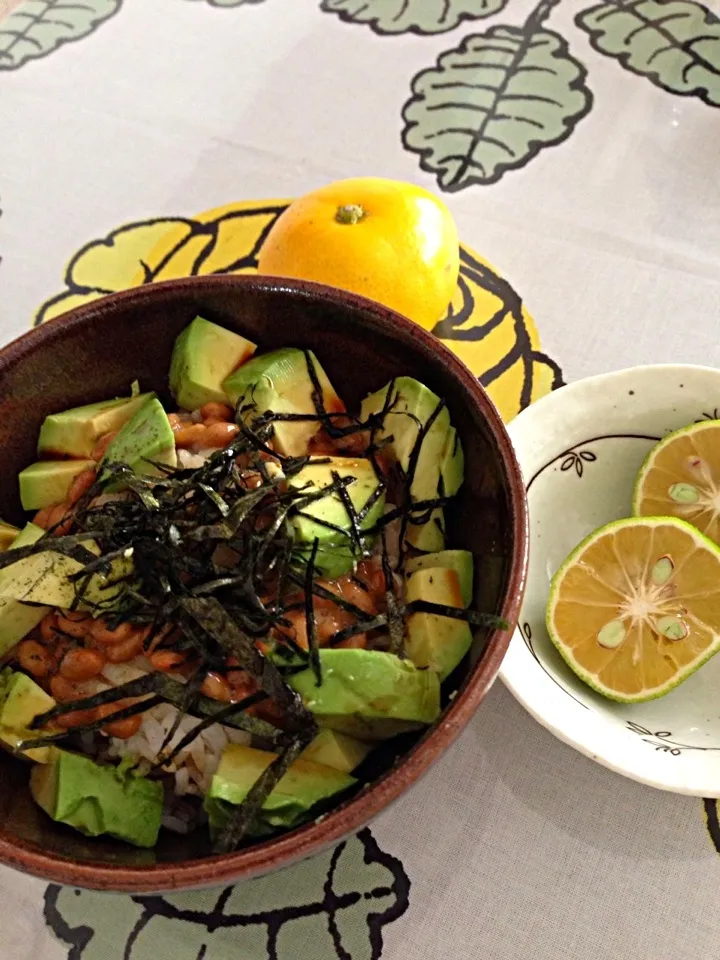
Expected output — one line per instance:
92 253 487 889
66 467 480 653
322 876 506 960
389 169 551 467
177 448 212 469
99 658 250 797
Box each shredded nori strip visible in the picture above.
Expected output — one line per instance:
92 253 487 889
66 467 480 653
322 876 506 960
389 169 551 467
19 696 165 752
403 398 446 496
332 470 363 554
214 730 314 853
30 674 158 727
404 600 509 630
0 533 101 571
285 571 372 622
380 526 405 656
327 614 388 646
153 691 267 773
157 663 209 757
181 596 311 730
30 673 286 746
356 479 386 523
304 539 322 686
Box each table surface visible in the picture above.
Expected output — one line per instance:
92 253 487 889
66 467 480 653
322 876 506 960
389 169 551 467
2 1 720 958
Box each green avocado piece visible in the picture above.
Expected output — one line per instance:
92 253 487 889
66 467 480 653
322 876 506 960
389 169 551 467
406 549 474 607
100 397 176 481
289 457 385 544
0 523 51 657
439 428 464 500
0 521 20 551
405 567 472 680
360 377 462 502
19 459 96 511
289 649 441 741
301 729 372 773
0 668 55 762
0 537 130 610
223 348 343 457
289 456 384 575
169 317 257 412
37 391 155 459
294 543 361 578
30 750 163 848
405 508 446 553
204 743 356 833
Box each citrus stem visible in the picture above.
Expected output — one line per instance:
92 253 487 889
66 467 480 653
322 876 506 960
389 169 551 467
335 204 366 225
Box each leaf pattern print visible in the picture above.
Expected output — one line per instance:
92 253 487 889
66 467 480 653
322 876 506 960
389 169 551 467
402 1 593 190
44 829 410 960
185 0 267 7
0 0 121 71
319 0 507 36
576 0 720 107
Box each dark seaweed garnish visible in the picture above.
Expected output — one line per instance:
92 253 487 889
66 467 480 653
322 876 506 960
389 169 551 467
214 730 314 854
304 539 322 686
404 601 509 631
152 691 268 773
28 674 285 747
19 696 165 751
180 596 312 731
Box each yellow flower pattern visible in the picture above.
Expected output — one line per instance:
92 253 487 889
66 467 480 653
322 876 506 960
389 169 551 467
35 199 562 421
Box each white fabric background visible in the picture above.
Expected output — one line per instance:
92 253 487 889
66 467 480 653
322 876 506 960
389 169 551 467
2 1 720 957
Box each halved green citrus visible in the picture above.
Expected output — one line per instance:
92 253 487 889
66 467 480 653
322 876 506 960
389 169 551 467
546 516 720 702
633 420 720 544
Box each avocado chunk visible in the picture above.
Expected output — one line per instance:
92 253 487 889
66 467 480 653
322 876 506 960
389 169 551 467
37 391 155 459
405 567 472 680
405 508 446 553
19 459 96 511
0 523 51 657
169 317 257 412
0 537 131 610
223 348 343 457
294 543 362 579
301 729 372 773
406 549 474 606
0 668 55 763
289 456 384 575
100 397 177 481
0 521 20 551
439 427 464 500
288 649 441 741
360 377 463 502
204 743 356 833
30 750 163 848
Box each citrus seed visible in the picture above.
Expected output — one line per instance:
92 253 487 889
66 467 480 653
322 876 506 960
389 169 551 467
668 482 700 504
651 556 674 585
656 616 688 641
597 619 626 649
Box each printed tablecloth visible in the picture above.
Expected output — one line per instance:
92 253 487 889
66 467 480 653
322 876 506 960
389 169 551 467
2 1 720 958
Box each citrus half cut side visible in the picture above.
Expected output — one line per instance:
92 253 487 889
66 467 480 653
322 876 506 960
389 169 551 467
633 420 720 544
546 517 720 703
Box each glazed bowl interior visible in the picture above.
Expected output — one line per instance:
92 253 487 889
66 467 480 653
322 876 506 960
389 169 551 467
0 276 527 890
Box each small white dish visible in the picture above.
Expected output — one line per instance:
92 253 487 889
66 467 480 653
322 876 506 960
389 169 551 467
501 364 720 797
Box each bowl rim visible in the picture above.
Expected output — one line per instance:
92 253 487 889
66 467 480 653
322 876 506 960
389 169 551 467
0 274 529 891
500 362 720 796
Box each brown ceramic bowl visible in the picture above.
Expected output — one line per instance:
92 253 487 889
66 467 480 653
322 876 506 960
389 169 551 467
0 275 527 892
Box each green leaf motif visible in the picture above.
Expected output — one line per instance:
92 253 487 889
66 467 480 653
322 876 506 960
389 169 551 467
576 0 720 107
186 0 266 6
320 0 507 35
44 828 410 960
402 23 593 191
0 0 121 71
